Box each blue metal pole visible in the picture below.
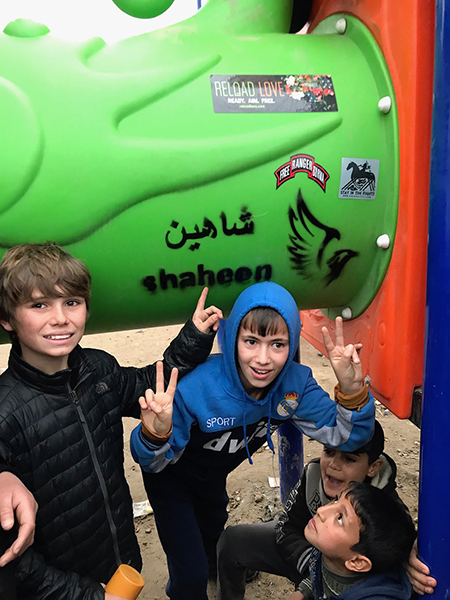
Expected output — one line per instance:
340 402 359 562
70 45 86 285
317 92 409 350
418 1 450 596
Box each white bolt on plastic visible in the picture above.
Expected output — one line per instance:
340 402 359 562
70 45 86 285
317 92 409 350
341 307 352 320
335 18 347 34
378 96 392 114
376 234 391 249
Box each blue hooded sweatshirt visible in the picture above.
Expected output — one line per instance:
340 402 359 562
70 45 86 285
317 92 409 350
130 282 374 480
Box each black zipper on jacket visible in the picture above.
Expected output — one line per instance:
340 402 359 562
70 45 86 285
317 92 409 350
69 385 122 568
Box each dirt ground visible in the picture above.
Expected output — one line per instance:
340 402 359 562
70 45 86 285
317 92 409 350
0 324 421 599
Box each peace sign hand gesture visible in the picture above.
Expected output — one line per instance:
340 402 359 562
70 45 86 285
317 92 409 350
139 361 178 438
321 317 364 396
192 287 223 333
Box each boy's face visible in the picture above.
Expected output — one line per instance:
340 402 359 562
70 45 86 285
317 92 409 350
236 319 289 400
304 494 361 572
1 288 87 374
320 447 381 498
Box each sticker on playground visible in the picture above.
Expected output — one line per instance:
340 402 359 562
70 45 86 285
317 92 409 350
339 158 380 199
210 75 338 113
275 154 329 191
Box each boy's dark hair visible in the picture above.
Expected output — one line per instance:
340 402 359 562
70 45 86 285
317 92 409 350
0 242 91 328
351 420 384 464
346 482 416 572
239 307 287 337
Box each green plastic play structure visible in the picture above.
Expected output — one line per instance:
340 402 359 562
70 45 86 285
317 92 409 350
111 0 176 18
0 0 398 334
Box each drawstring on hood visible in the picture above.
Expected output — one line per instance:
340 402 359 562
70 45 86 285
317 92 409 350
266 408 275 453
221 282 301 463
242 409 253 465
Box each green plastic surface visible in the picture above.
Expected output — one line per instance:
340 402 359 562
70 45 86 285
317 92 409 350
0 1 398 336
111 0 176 19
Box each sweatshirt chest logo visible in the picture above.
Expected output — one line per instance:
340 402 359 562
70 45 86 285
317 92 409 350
276 392 299 417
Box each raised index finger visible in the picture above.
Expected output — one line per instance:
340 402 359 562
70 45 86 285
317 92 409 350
334 316 344 348
194 287 209 314
155 360 165 395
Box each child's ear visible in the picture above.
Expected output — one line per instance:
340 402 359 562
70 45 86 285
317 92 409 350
367 458 383 478
345 554 372 573
0 320 14 332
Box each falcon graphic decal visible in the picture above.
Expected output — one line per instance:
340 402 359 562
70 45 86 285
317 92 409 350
287 190 359 285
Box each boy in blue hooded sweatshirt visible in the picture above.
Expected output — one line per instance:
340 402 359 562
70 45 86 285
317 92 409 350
130 282 375 600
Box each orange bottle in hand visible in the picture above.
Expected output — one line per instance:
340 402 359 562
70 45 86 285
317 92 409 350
105 564 145 600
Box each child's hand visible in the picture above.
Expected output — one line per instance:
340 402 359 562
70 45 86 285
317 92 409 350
192 287 223 333
322 316 364 396
404 540 437 595
139 362 178 437
0 472 38 567
287 591 304 600
102 582 129 600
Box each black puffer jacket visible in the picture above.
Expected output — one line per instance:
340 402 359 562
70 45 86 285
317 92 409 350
0 320 214 600
0 528 16 600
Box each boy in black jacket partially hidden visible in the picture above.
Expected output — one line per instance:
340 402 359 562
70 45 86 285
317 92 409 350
217 421 437 599
0 242 222 600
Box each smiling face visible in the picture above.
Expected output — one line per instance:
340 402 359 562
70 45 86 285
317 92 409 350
320 447 383 498
304 494 367 574
236 317 290 400
1 288 87 374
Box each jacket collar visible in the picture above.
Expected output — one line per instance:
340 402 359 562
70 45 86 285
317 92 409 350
8 343 93 393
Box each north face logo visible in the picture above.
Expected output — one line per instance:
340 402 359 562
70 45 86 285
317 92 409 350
95 382 109 394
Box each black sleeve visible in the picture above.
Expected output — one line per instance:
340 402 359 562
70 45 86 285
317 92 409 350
0 528 17 600
275 468 313 577
14 547 104 600
161 319 215 380
119 319 215 418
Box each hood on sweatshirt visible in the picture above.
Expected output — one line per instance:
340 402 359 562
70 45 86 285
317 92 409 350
221 282 301 397
220 282 301 462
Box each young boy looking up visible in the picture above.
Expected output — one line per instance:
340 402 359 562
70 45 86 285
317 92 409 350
217 420 434 599
0 242 222 600
216 420 390 599
130 281 375 600
294 482 416 600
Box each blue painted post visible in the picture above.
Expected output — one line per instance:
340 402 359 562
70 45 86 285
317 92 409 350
418 1 450 596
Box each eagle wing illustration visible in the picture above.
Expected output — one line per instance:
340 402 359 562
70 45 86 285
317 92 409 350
287 189 358 285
